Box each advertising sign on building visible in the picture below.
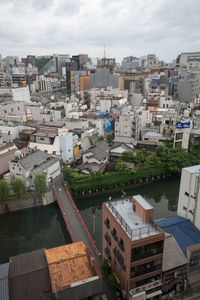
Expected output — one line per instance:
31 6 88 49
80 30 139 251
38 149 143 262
12 67 25 75
176 122 191 129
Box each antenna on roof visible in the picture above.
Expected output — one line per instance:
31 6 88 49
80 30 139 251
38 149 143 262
104 44 106 58
122 190 126 197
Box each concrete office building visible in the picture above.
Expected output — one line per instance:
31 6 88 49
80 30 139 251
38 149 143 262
177 165 200 231
118 73 146 96
176 52 200 69
89 68 119 89
121 57 140 69
102 195 164 299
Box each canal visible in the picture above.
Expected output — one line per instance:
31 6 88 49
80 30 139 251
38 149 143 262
75 175 180 254
0 176 180 264
0 203 71 264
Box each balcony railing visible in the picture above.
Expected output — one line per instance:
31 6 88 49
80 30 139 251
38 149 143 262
113 247 126 270
107 200 160 241
131 248 163 262
104 233 111 246
131 264 162 279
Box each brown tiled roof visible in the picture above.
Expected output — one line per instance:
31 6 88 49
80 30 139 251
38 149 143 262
45 242 93 294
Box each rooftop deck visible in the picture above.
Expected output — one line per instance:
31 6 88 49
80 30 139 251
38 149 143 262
106 198 161 241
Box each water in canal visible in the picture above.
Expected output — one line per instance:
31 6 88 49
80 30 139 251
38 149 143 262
75 176 180 254
0 203 71 264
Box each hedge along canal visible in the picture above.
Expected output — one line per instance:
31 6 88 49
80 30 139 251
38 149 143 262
74 175 180 254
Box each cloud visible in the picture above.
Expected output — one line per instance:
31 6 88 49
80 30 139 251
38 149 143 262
0 0 200 62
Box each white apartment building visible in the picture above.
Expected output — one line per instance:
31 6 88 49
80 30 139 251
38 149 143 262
115 114 135 143
0 86 30 102
177 165 200 231
9 150 61 189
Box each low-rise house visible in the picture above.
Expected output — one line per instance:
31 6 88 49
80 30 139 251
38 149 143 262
109 143 134 160
82 141 108 173
45 242 102 300
9 150 60 189
156 216 200 290
0 142 17 178
161 233 188 296
9 249 56 300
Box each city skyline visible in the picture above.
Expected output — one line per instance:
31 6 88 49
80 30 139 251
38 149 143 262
1 0 200 62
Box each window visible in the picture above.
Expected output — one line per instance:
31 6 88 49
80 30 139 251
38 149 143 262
118 238 125 251
175 141 182 148
183 206 187 210
165 273 174 281
133 201 136 212
176 132 183 140
52 151 56 154
185 192 189 197
190 256 199 267
40 137 45 141
111 228 118 241
104 218 110 228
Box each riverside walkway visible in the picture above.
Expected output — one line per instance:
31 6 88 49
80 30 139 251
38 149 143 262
53 180 118 300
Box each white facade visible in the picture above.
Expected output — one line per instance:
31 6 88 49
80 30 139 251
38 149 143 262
12 86 30 102
59 133 73 163
177 165 200 230
100 99 112 113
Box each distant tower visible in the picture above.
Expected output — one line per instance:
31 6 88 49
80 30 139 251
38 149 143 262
104 44 106 58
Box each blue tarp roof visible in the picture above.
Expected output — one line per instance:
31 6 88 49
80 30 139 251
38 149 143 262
156 216 200 256
0 263 9 300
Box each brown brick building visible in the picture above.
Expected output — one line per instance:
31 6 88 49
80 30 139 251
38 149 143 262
102 195 164 299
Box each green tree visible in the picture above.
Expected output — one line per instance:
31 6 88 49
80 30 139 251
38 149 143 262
106 134 114 144
12 178 26 199
63 167 73 181
101 257 110 274
34 173 47 197
0 180 10 206
121 151 136 163
108 272 120 290
115 160 124 171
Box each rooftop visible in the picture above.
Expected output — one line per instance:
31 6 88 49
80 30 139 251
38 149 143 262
162 233 188 272
182 164 200 175
45 242 94 294
0 263 9 300
19 150 50 170
156 216 200 255
9 249 55 300
32 130 57 138
106 198 161 241
31 157 59 176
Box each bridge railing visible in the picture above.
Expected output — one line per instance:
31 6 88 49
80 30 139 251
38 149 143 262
64 185 101 258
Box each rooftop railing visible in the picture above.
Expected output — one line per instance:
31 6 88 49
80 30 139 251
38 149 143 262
107 199 160 240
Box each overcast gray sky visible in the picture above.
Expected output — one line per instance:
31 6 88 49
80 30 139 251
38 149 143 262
1 0 200 62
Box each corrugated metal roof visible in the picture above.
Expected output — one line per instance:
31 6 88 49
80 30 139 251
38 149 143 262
31 157 59 175
19 150 49 169
9 249 55 300
156 216 200 255
0 262 9 300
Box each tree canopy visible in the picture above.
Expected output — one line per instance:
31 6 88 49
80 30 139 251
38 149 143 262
12 178 26 198
34 173 47 195
0 180 10 206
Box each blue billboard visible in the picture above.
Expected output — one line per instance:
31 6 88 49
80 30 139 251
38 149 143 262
176 122 190 129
